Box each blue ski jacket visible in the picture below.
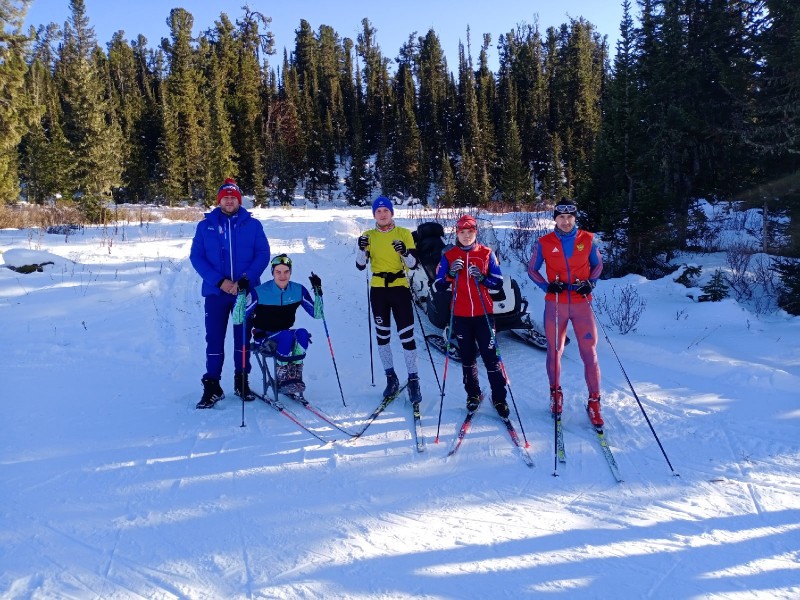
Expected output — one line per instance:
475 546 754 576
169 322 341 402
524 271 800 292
190 206 270 297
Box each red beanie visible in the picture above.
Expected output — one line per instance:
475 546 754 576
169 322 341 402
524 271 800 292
217 178 242 205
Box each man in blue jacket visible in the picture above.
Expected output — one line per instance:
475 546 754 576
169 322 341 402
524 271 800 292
190 178 270 408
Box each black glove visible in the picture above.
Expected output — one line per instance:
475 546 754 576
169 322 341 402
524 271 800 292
574 280 594 297
468 264 484 282
358 235 369 250
448 258 465 277
309 272 322 296
546 280 565 294
236 275 249 291
392 239 408 256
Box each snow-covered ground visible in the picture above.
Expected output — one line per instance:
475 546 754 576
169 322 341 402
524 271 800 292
2 206 799 599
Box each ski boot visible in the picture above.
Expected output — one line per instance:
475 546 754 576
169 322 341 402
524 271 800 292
550 386 563 418
197 376 224 409
277 362 306 396
383 369 400 398
493 398 510 419
407 373 422 410
587 393 604 427
466 395 481 412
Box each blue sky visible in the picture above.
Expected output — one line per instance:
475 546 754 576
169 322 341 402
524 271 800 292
24 0 624 70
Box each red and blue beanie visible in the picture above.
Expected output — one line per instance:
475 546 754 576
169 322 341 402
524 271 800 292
371 196 394 215
217 178 242 205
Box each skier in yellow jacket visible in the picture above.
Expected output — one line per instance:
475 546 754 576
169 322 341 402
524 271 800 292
355 196 422 407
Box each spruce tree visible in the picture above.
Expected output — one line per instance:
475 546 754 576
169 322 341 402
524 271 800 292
57 0 122 219
393 38 423 200
20 23 72 204
436 152 456 207
160 8 208 205
0 0 33 203
345 112 372 205
749 0 800 255
416 29 449 181
499 115 533 207
701 269 730 302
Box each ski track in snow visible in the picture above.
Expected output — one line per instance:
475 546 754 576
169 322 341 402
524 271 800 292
2 208 800 599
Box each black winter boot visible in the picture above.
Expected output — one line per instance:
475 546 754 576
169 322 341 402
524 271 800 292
383 369 400 398
234 372 255 401
197 377 224 409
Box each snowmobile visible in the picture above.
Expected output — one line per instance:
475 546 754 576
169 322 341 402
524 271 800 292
409 220 560 362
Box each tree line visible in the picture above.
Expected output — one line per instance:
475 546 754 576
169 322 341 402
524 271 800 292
1 0 799 271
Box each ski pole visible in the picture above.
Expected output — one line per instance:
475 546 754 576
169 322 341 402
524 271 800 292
404 269 443 397
553 285 560 475
434 272 459 443
472 274 530 448
312 272 347 407
586 298 678 475
366 270 375 386
233 277 249 428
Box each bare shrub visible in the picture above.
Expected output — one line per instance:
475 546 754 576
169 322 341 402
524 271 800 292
725 242 755 301
501 211 551 267
593 283 647 334
0 203 86 229
161 206 203 222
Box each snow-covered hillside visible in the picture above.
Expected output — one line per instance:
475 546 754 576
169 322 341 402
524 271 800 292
2 207 799 599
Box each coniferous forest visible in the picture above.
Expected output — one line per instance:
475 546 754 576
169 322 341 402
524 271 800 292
1 0 799 278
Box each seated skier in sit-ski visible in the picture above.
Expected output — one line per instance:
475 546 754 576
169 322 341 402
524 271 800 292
245 254 324 395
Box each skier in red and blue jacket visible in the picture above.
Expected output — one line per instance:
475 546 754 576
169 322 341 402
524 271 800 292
190 178 270 409
527 200 604 426
434 215 510 418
